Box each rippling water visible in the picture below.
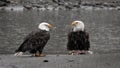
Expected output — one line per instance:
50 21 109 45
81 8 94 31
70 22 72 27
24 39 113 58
0 7 120 54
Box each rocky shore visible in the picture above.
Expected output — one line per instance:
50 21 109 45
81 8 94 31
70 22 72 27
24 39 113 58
22 0 120 10
0 53 120 68
0 0 120 10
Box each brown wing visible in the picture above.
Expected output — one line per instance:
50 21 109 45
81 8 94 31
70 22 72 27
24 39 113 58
15 30 50 53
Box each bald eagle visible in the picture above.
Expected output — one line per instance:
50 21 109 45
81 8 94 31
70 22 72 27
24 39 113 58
67 20 92 55
14 22 52 57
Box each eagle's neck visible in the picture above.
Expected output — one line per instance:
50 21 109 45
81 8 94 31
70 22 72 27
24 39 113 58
40 27 49 31
39 26 49 31
73 27 84 32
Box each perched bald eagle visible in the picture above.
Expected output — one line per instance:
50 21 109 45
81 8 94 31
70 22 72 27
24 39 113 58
67 20 92 55
14 22 52 57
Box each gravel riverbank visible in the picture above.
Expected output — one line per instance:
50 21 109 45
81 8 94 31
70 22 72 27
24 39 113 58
0 53 120 68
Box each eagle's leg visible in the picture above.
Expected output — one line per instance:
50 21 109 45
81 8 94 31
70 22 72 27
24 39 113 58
34 53 46 57
68 50 75 55
75 50 87 55
34 50 46 57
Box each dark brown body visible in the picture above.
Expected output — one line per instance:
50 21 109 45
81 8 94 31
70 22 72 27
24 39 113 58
67 31 90 51
15 30 50 54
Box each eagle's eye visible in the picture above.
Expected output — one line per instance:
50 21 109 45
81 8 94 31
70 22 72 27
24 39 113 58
75 22 78 24
44 24 48 27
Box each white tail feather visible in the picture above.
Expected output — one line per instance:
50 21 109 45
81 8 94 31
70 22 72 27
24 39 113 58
87 51 93 54
14 52 23 56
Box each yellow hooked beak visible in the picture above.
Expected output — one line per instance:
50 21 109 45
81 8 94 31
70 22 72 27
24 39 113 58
47 24 52 28
71 22 77 26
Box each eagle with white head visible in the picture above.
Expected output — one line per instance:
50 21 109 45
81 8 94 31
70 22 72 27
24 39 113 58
67 20 92 55
14 22 52 57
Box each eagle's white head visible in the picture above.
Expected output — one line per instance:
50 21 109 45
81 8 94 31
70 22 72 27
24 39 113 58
38 22 52 31
71 20 85 32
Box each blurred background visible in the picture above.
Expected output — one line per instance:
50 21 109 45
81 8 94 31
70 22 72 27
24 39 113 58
0 0 120 54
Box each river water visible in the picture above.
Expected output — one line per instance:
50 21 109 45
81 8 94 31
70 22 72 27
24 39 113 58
0 7 120 54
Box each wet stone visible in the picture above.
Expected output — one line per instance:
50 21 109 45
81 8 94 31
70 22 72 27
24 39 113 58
43 60 49 62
